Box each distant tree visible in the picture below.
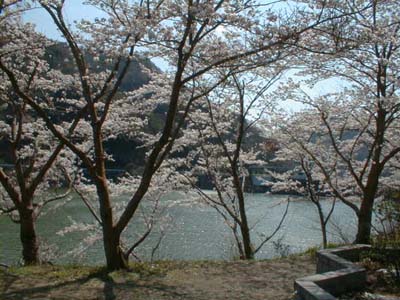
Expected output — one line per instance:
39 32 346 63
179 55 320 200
270 131 336 249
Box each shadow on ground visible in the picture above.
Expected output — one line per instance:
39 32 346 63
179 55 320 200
0 256 315 300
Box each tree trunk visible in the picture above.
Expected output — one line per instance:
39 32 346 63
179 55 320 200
20 208 40 265
235 176 254 259
354 105 385 244
240 222 254 259
322 226 328 249
232 171 253 259
90 121 130 271
96 181 129 271
354 155 382 244
315 202 328 248
355 194 375 244
103 229 129 271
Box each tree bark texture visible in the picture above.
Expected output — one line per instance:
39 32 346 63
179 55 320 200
103 229 129 270
355 194 375 244
19 208 40 265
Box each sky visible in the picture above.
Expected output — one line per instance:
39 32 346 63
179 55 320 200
22 1 345 113
23 1 105 41
23 1 171 71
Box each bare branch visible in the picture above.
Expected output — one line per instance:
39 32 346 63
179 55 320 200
254 198 290 254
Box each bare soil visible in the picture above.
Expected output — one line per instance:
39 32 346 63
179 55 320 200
0 255 315 300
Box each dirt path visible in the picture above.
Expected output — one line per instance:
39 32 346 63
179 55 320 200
0 255 315 300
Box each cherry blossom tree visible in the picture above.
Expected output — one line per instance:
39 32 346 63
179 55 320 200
0 0 354 270
269 123 337 248
0 4 79 265
273 87 400 244
183 72 289 259
276 0 400 244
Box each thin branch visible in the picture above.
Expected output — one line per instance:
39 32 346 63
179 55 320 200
254 198 290 254
74 187 102 225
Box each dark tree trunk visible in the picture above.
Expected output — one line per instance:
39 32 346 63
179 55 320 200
103 229 129 271
20 208 39 265
90 119 130 271
236 178 254 259
354 152 382 244
355 194 375 244
93 156 129 270
96 177 129 271
239 222 254 259
316 205 328 249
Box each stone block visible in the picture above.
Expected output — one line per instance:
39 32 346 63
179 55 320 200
294 245 370 300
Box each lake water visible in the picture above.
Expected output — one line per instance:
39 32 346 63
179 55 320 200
0 192 358 265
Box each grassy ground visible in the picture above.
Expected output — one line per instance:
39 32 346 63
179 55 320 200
0 255 315 300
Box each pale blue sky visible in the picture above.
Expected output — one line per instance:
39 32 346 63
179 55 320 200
23 1 343 113
23 1 289 41
23 1 106 40
23 1 170 69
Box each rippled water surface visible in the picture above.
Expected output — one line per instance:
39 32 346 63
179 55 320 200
0 192 358 265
